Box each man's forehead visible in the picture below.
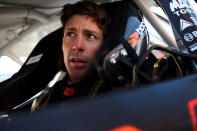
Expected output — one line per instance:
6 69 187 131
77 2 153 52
66 15 95 25
65 27 98 33
64 17 101 32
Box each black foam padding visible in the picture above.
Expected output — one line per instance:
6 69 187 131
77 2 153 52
0 28 63 111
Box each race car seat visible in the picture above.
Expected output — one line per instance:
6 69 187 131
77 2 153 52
0 28 63 111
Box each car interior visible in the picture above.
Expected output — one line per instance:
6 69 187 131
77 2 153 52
1 0 197 130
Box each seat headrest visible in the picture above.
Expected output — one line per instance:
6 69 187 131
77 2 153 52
0 28 64 111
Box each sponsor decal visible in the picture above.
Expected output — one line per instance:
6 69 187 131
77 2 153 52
26 54 43 65
190 17 197 26
180 19 194 31
63 87 76 96
128 32 140 46
189 43 197 52
193 31 197 37
184 33 194 42
169 0 192 16
136 22 147 36
184 31 197 42
173 8 192 16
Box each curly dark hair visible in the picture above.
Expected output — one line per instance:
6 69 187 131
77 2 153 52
60 1 111 37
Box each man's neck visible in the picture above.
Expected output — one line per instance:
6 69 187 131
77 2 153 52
67 77 84 85
67 79 76 85
67 74 98 85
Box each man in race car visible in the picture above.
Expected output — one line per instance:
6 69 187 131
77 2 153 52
31 1 111 111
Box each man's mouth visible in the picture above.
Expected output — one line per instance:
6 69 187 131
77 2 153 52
71 57 87 63
69 57 87 69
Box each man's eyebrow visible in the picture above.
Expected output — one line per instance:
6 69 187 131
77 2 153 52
84 29 99 36
64 27 101 37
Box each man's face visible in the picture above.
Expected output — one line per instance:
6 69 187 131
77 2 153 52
62 15 103 83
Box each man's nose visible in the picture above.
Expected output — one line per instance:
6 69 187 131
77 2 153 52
72 35 84 52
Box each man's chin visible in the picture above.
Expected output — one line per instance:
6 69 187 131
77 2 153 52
68 70 88 82
67 65 96 83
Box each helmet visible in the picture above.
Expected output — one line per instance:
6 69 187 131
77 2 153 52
95 0 149 86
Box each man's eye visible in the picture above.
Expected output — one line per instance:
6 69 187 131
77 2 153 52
89 34 97 39
66 32 75 37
